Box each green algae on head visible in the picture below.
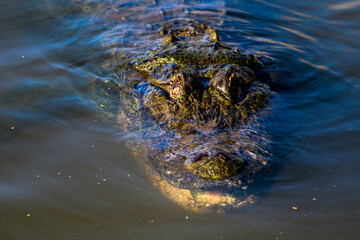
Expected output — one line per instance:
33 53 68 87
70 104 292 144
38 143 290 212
120 23 274 213
185 152 244 181
132 24 270 132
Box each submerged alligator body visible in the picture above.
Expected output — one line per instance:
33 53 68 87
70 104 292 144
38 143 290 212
106 22 275 213
54 0 276 213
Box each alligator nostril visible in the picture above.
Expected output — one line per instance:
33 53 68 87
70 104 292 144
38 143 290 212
185 151 243 181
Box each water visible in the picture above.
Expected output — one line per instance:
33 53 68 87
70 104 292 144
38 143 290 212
1 0 359 239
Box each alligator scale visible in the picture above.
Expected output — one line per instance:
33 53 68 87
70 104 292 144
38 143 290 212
98 22 275 213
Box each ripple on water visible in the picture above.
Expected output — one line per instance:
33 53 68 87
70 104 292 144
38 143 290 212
0 0 359 239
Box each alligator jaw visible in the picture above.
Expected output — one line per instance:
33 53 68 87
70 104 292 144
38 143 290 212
153 175 256 214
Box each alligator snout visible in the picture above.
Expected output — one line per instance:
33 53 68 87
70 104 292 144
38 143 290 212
185 151 244 181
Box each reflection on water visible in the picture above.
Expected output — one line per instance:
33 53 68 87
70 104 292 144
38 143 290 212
328 0 360 10
0 0 359 239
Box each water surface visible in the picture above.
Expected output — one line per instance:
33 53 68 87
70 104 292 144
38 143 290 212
0 0 359 239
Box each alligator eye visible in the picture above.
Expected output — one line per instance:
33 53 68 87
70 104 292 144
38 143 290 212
170 72 191 100
210 68 236 99
209 66 256 100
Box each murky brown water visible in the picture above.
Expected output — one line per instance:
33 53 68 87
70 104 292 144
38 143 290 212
1 0 360 239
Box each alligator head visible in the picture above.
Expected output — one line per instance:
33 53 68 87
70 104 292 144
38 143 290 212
119 23 273 213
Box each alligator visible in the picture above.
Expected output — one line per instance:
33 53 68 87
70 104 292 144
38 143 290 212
94 21 274 214
49 0 275 213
